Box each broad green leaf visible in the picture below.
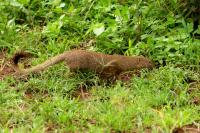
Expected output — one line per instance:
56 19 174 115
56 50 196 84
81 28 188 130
93 25 105 36
18 0 30 5
86 23 105 36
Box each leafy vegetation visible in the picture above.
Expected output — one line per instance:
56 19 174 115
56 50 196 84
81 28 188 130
0 0 200 132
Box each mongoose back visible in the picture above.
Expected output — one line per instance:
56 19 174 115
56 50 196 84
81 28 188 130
13 50 154 77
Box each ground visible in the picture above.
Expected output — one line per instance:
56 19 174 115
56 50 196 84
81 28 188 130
0 50 200 132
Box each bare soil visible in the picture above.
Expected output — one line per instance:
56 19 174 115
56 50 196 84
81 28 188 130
0 50 15 79
187 81 200 105
172 124 200 133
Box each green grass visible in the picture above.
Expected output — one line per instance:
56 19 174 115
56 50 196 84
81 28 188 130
1 66 200 132
0 0 200 132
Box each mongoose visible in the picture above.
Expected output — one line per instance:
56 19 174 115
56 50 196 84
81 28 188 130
12 49 154 77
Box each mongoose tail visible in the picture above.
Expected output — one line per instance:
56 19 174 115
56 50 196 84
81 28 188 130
13 51 67 75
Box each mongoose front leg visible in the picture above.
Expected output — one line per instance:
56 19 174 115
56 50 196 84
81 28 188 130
100 60 123 80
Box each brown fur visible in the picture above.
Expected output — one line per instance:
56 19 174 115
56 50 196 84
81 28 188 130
12 49 154 77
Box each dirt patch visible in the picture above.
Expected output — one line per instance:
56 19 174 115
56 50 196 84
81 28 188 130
0 67 15 79
136 124 200 133
187 81 200 105
0 49 33 80
188 82 200 93
173 124 200 133
45 122 59 133
0 49 15 79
